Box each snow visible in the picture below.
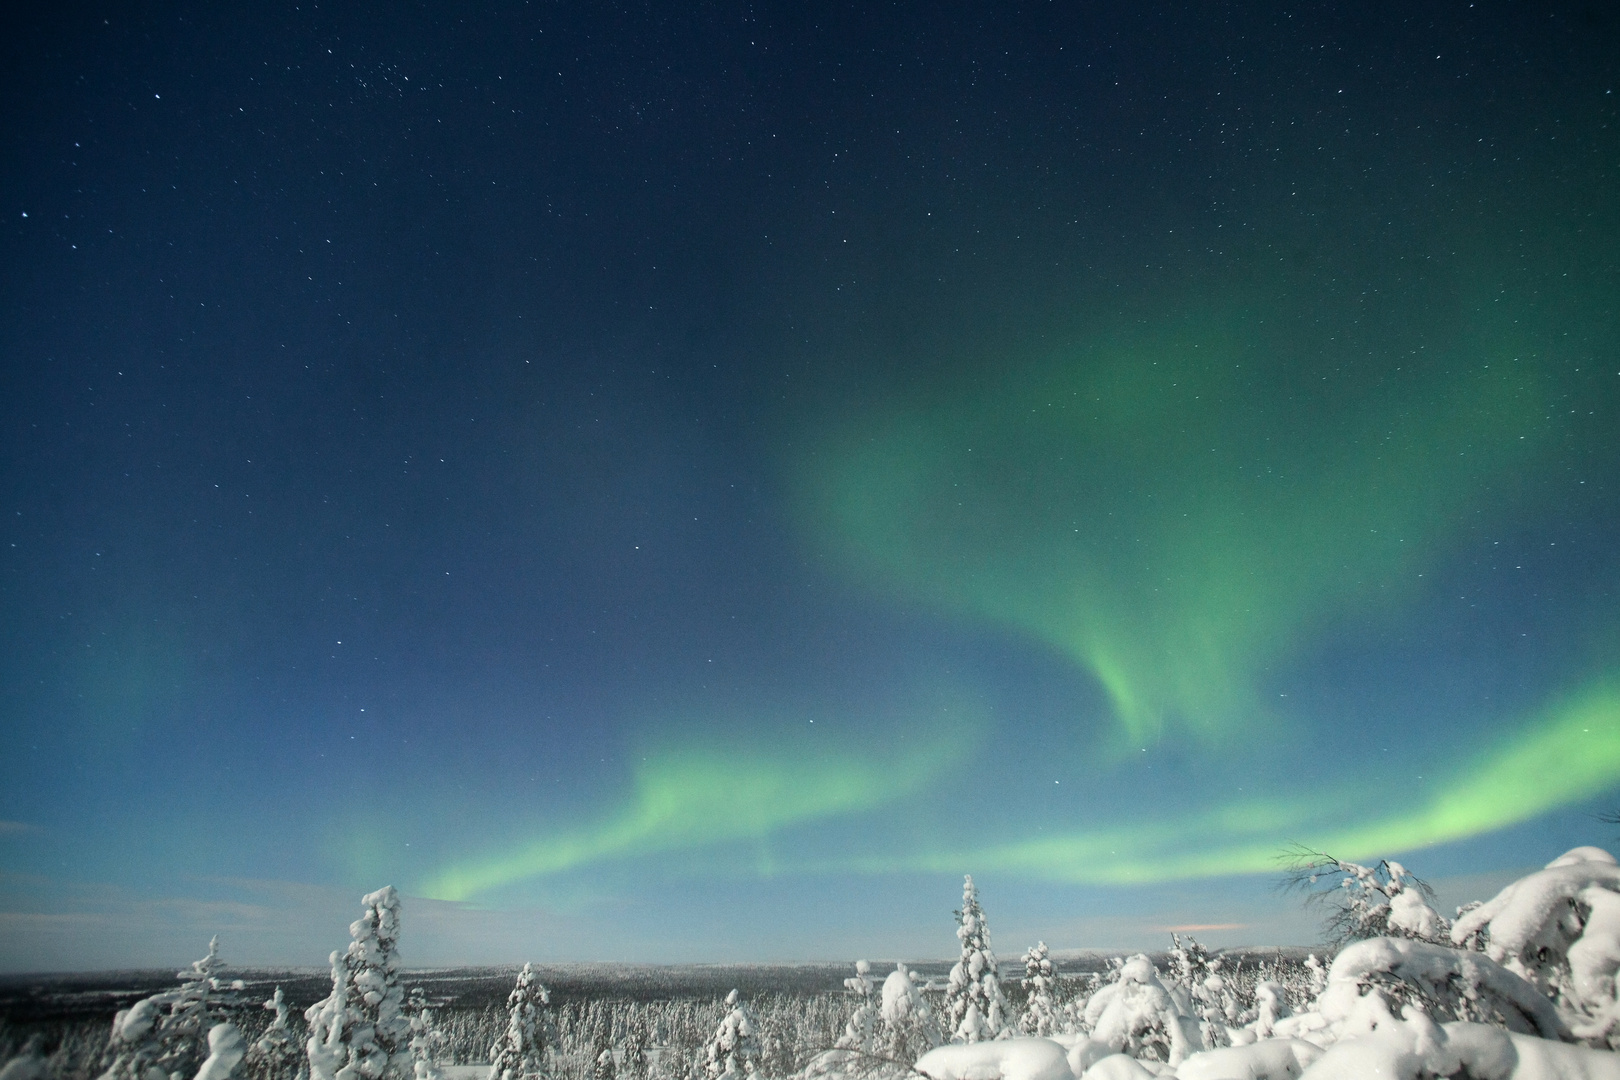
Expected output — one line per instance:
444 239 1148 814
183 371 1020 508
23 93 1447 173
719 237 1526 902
1444 847 1620 1048
1313 936 1568 1040
1453 848 1620 983
1082 956 1201 1065
192 1023 245 1080
915 1037 1073 1080
0 1037 47 1080
1293 1016 1620 1080
488 962 553 1080
881 964 930 1028
704 988 761 1078
307 886 412 1080
1174 1039 1322 1079
946 876 1012 1043
1078 1055 1157 1079
1507 1032 1620 1080
39 848 1620 1080
1388 886 1447 941
99 937 236 1080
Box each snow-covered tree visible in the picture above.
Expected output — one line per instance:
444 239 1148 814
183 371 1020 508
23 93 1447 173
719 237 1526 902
618 1021 648 1080
1266 936 1569 1049
1303 953 1329 999
702 991 758 1080
805 962 881 1079
1282 848 1449 944
879 964 942 1064
758 1029 794 1080
1017 943 1059 1036
248 988 303 1080
942 876 1010 1043
306 887 411 1080
1079 955 1203 1067
1164 934 1240 1047
100 937 244 1080
0 1035 48 1080
1248 979 1291 1040
193 1026 246 1080
406 989 444 1080
1449 844 1620 1047
589 1016 615 1080
487 965 553 1080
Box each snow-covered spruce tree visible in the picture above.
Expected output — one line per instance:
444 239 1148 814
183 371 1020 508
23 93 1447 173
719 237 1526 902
305 887 411 1080
1281 847 1449 944
100 937 244 1080
406 989 444 1080
1017 943 1059 1037
248 988 304 1080
805 961 880 1079
942 876 1010 1043
1449 844 1620 1047
702 991 758 1080
487 965 553 1080
618 1021 648 1080
589 1017 615 1080
758 1029 793 1080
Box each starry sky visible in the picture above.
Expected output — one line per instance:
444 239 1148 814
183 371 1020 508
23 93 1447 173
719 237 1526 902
2 0 1619 972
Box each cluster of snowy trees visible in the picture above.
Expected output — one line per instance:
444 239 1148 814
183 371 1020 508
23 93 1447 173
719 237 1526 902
6 839 1620 1080
906 847 1620 1079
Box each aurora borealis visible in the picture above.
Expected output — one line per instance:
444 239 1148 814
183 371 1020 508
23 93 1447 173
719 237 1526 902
2 0 1619 970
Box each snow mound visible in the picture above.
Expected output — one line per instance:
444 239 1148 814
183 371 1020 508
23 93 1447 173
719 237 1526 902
1173 1039 1322 1079
915 1037 1074 1080
1295 1016 1620 1080
1077 1056 1156 1079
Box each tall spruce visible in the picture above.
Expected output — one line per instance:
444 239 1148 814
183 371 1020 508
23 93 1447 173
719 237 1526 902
488 965 553 1080
306 887 411 1080
406 988 444 1080
703 991 759 1079
1018 942 1059 1037
943 876 1010 1042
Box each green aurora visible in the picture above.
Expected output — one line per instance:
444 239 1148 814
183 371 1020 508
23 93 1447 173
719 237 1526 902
415 679 1620 896
420 710 977 901
893 679 1620 884
803 298 1556 748
417 276 1620 901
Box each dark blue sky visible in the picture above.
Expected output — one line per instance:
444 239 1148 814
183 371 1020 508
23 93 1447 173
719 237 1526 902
3 0 1618 970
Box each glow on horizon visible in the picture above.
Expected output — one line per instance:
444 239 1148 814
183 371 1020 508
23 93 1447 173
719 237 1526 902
418 712 976 901
414 679 1620 896
891 680 1620 884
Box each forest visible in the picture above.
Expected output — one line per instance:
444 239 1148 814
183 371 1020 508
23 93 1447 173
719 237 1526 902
3 842 1618 1080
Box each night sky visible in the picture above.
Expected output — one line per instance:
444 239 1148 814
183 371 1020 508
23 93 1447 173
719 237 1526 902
3 1 1619 972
